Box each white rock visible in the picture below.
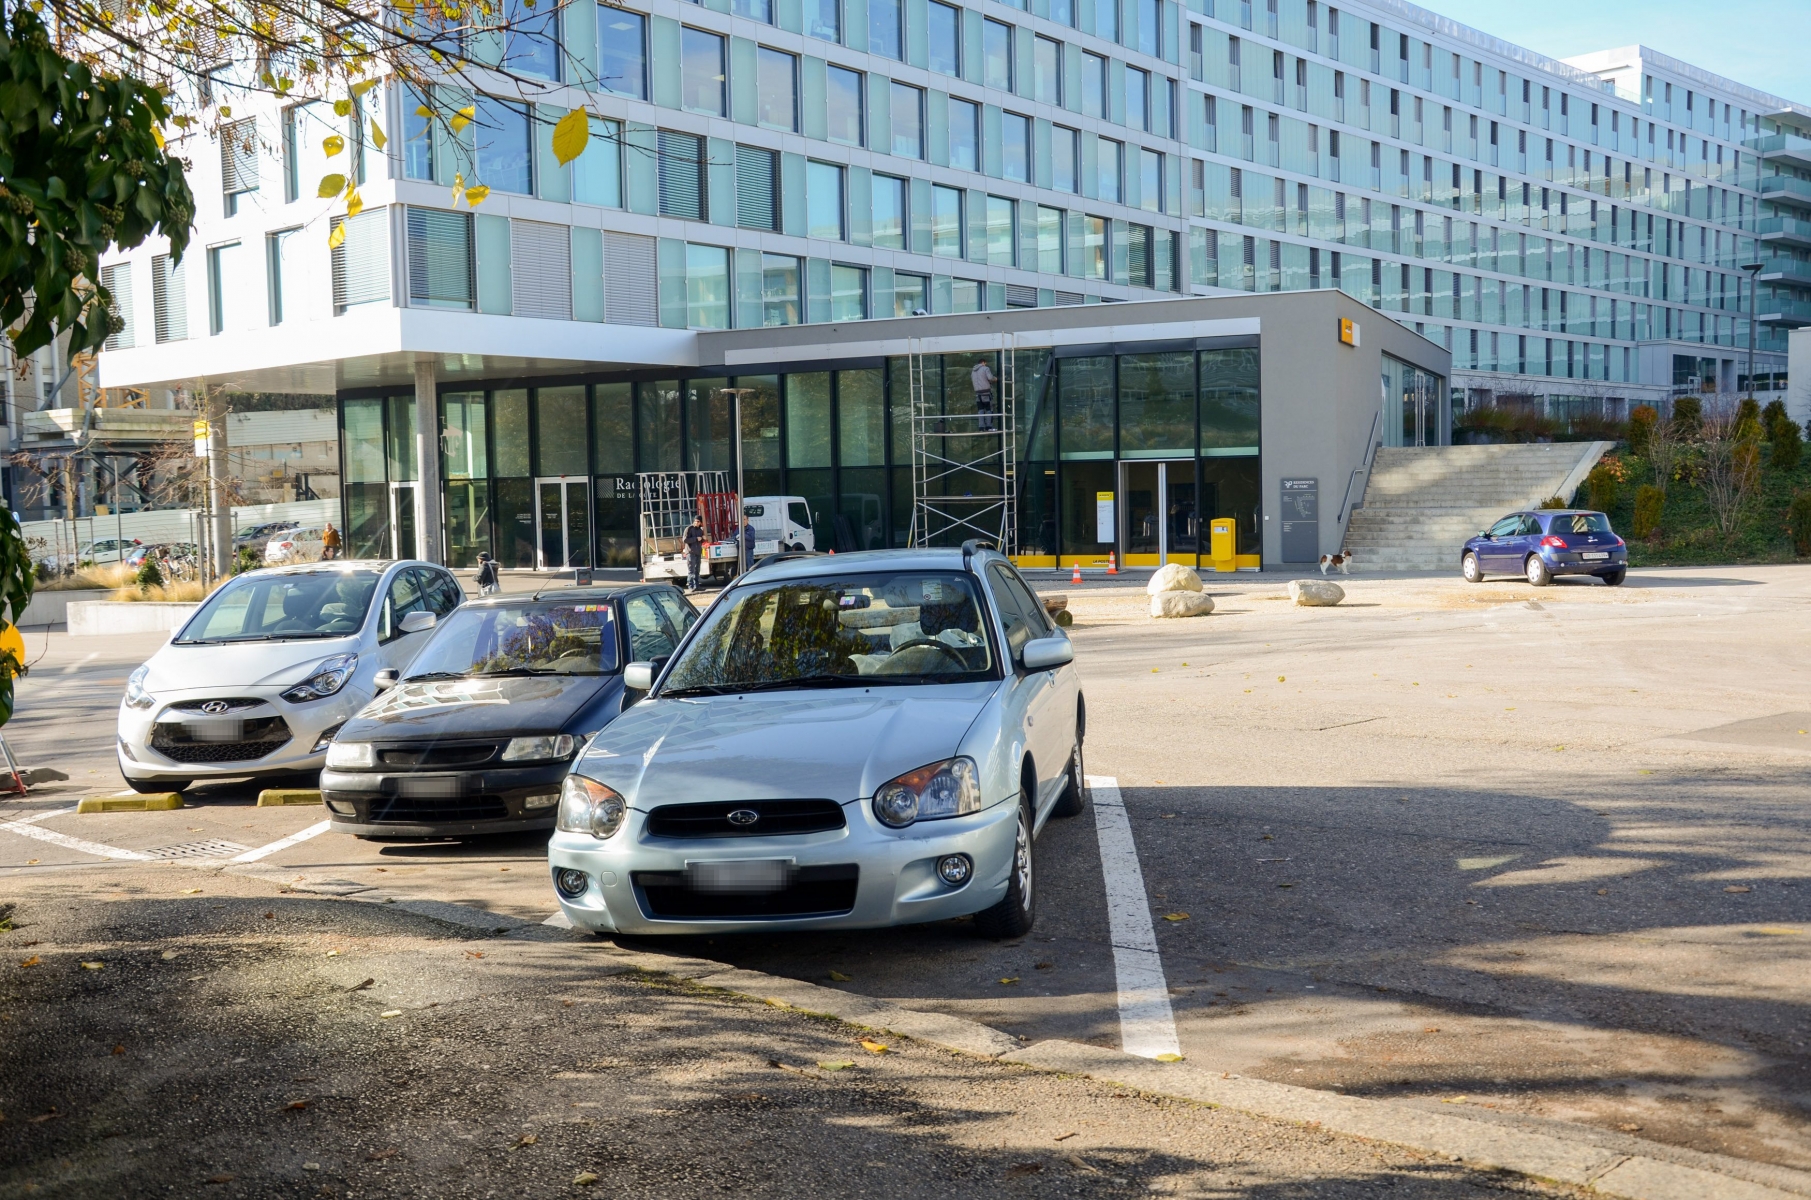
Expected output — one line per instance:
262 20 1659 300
1150 590 1215 618
1146 563 1204 595
1289 579 1345 607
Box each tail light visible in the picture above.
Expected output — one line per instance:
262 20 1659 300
1539 535 1566 548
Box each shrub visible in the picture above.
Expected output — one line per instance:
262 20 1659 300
1772 421 1803 472
1585 458 1625 511
1672 395 1702 436
1538 495 1567 509
134 556 163 592
1735 397 1763 443
1792 493 1811 558
233 545 262 574
1628 405 1658 455
1763 399 1790 440
1632 485 1665 540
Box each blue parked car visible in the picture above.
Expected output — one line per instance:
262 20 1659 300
1461 510 1627 587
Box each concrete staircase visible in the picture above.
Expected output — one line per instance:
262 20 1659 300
1342 442 1613 572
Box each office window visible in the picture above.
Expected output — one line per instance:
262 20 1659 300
1034 36 1061 105
891 82 924 157
1139 148 1162 212
598 9 648 99
807 0 839 42
1052 125 1078 192
826 65 864 146
830 264 867 320
763 253 801 325
265 231 303 325
1136 0 1159 55
686 244 730 329
573 117 624 207
986 195 1015 265
1094 0 1117 42
929 1 960 76
808 161 846 240
475 96 532 194
207 241 243 335
870 0 901 59
1049 0 1073 26
1096 137 1122 203
736 144 778 229
1082 52 1106 118
1127 67 1149 132
1126 223 1152 286
658 129 706 219
894 272 928 316
504 0 561 80
733 0 773 22
983 19 1013 91
873 174 907 248
152 253 188 342
1037 205 1063 272
406 207 474 310
221 118 258 214
681 27 727 116
1082 215 1107 279
329 210 389 313
948 97 979 169
1002 112 1030 182
401 88 433 181
757 47 798 131
931 185 963 256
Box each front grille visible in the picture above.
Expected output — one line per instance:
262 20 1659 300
645 799 846 839
151 715 292 763
168 698 268 714
368 795 510 823
377 742 500 768
633 865 859 920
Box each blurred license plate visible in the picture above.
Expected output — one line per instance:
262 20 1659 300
1581 551 1609 560
687 859 795 893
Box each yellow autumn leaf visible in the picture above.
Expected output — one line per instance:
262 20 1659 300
998 976 1020 985
81 961 105 970
415 105 435 119
450 105 476 135
827 970 852 982
323 134 345 157
346 187 363 219
1162 912 1190 922
859 1040 889 1054
379 1009 402 1018
464 184 490 206
450 172 466 206
351 77 380 97
151 124 165 150
327 223 347 249
219 106 232 118
316 173 346 198
369 118 387 150
550 107 589 166
19 955 40 968
1154 1052 1185 1062
333 98 352 117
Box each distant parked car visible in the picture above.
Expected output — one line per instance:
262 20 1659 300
266 527 327 563
124 542 199 570
1462 510 1627 587
236 521 300 551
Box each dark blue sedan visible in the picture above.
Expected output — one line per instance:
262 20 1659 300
1461 510 1628 587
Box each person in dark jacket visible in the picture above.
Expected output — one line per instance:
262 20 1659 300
475 552 500 595
741 519 757 572
682 517 707 592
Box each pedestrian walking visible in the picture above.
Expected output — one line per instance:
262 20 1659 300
320 522 342 560
971 358 997 432
475 551 500 595
683 516 707 592
742 518 757 571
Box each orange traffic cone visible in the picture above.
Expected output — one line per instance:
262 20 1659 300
1106 551 1118 576
1070 561 1082 584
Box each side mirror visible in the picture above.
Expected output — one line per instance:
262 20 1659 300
623 661 656 691
398 610 437 635
1020 636 1074 671
373 669 399 691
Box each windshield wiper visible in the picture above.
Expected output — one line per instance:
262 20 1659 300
663 674 868 698
469 666 561 677
401 671 472 682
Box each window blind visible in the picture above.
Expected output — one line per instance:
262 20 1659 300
735 145 777 230
509 219 573 320
603 231 657 326
657 130 705 220
221 118 259 193
100 262 134 350
330 209 391 312
152 254 188 343
406 207 474 309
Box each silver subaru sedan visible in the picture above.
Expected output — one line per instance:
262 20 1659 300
546 545 1085 939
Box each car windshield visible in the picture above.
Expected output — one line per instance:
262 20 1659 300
404 602 621 678
662 572 995 696
1550 512 1612 534
176 569 381 643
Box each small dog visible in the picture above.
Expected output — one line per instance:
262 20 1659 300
1319 549 1353 575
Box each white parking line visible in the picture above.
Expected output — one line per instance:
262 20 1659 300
1086 775 1181 1060
231 820 332 863
0 809 151 861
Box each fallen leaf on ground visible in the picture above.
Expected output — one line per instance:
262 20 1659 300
1162 912 1189 922
379 1010 403 1019
18 956 39 968
1726 885 1752 894
326 949 341 957
1154 1053 1184 1062
1160 813 1175 818
1619 1123 1642 1132
817 1060 856 1071
562 999 574 1007
29 1111 60 1123
1596 888 1609 895
24 859 36 865
860 1040 889 1054
285 1099 311 1110
1064 1154 1100 1173
1441 1095 1469 1104
465 951 485 959
348 978 375 991
1277 883 1295 889
1054 1131 1076 1142
112 1045 125 1056
365 1147 398 1160
181 888 203 895
160 950 179 961
1006 1162 1043 1177
262 912 274 920
205 1174 234 1184
1424 1026 1439 1033
80 961 104 970
828 970 852 982
510 1134 538 1149
998 977 1020 985
573 1171 600 1186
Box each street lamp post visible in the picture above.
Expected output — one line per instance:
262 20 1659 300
1742 262 1765 408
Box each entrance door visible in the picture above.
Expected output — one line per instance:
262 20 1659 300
389 483 417 560
1163 462 1198 563
1119 460 1197 565
535 478 593 569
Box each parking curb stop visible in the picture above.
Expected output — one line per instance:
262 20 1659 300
257 789 324 807
77 793 183 813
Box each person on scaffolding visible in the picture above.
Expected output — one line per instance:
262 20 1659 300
971 357 997 433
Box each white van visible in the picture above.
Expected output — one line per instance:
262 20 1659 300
743 496 816 556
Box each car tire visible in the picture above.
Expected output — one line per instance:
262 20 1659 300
1050 738 1087 819
974 789 1035 939
1524 554 1552 587
1461 551 1483 583
125 777 189 794
1601 567 1627 587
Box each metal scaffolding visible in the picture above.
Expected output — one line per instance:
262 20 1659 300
907 337 1018 553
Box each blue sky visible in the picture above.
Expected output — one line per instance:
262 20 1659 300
1420 0 1809 106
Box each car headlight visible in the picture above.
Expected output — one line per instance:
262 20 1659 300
501 734 576 763
556 775 626 839
282 654 359 704
124 664 155 710
872 757 982 828
325 741 376 769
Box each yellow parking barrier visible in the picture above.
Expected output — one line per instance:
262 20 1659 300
257 789 324 807
77 793 184 813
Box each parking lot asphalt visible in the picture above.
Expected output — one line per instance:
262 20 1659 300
4 564 1810 1181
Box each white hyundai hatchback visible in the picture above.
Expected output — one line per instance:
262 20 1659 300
547 544 1085 939
116 560 463 793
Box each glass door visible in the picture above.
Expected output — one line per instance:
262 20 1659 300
388 483 417 560
1163 462 1198 563
534 478 593 569
1121 462 1162 565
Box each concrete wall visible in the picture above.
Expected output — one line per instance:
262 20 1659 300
1790 328 1811 431
67 602 197 637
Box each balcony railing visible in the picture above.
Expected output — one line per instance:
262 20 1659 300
1757 296 1811 327
1758 257 1811 288
1757 216 1811 249
1760 174 1811 211
1745 133 1811 169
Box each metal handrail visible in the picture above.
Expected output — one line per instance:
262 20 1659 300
1336 408 1384 528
